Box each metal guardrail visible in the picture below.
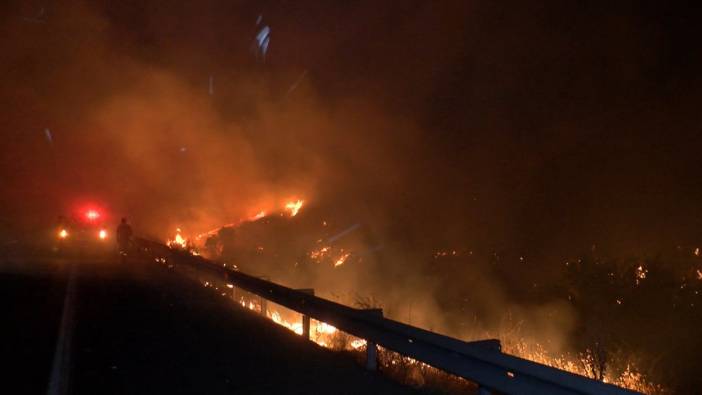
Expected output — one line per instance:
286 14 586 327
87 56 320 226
135 238 641 395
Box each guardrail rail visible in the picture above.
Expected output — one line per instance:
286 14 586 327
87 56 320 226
134 238 641 395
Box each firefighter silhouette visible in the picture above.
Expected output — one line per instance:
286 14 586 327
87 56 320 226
116 217 133 257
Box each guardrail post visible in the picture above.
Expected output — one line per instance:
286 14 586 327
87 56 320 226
260 295 267 316
259 277 269 316
366 340 378 371
303 313 310 339
223 272 234 301
363 308 383 371
297 289 315 339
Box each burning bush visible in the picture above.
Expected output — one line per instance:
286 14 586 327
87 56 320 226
167 199 702 393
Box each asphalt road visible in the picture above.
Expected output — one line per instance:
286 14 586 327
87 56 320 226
1 250 420 395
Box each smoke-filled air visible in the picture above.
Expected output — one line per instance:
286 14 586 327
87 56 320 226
2 1 702 393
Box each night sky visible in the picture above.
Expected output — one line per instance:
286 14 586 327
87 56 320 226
2 0 702 264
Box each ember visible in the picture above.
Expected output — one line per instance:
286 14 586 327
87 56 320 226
334 252 351 267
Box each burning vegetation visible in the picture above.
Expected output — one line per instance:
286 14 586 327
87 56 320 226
5 2 702 394
167 228 189 249
161 197 702 394
285 200 304 217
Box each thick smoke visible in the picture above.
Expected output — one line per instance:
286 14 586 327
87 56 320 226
2 1 702 389
3 1 701 254
0 0 422 239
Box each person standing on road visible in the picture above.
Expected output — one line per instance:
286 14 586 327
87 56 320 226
116 217 133 259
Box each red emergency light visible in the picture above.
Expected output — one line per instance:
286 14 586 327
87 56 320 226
85 209 100 221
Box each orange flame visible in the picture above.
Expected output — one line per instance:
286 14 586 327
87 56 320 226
285 200 304 217
334 252 351 267
167 228 188 248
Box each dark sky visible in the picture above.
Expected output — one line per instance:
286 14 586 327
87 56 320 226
2 0 701 262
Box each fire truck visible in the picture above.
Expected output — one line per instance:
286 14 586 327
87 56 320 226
54 207 111 254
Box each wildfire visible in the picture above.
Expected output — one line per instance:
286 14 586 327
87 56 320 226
167 228 188 249
635 264 648 285
334 252 351 267
503 339 663 394
309 246 331 260
266 309 365 350
308 246 352 268
270 311 304 335
221 283 363 351
285 200 304 217
183 209 665 395
433 250 458 258
350 339 367 349
316 322 337 335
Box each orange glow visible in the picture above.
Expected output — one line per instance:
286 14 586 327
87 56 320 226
167 228 188 248
99 229 108 239
309 246 331 260
270 311 304 335
285 200 304 217
350 339 367 349
58 229 68 239
334 252 351 267
253 210 266 220
316 322 337 335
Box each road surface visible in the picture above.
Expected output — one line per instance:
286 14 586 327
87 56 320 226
1 249 421 394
